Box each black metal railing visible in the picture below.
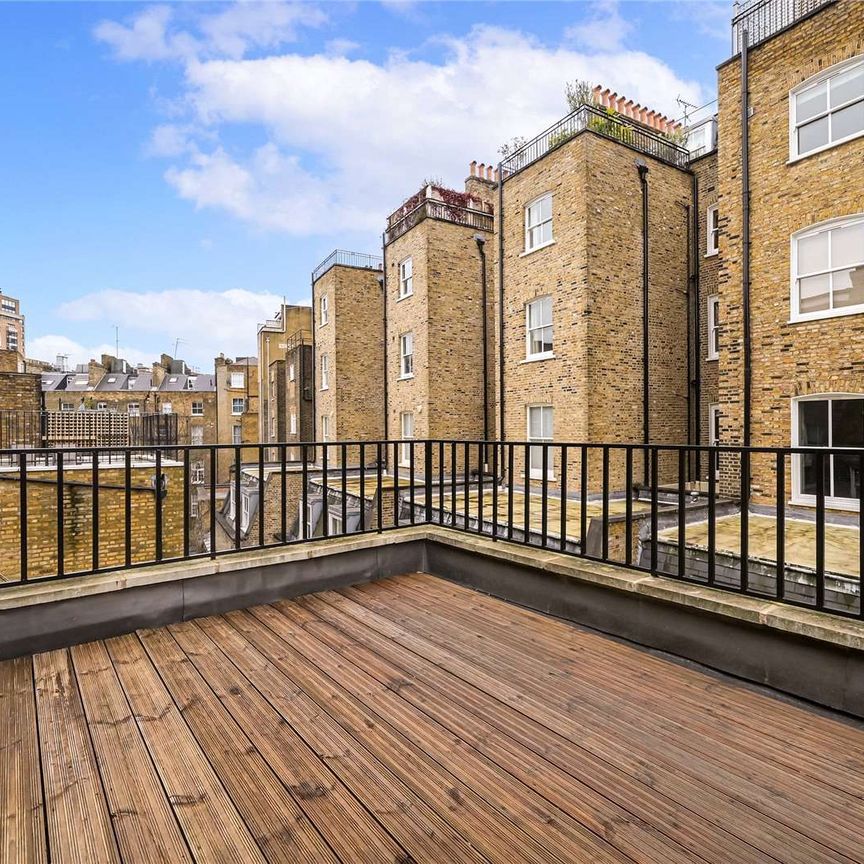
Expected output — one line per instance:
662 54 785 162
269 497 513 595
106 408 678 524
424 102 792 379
1 439 862 621
385 200 494 245
731 0 834 54
500 103 690 179
312 249 384 283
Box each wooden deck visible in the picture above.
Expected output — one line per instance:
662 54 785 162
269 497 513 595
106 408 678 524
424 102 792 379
3 573 864 863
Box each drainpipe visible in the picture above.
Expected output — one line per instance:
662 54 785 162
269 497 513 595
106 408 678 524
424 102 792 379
741 28 752 449
692 173 702 479
636 160 650 486
497 166 505 443
310 274 316 448
682 201 692 466
475 235 489 450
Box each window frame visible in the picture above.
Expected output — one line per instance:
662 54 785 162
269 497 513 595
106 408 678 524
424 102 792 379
706 205 719 256
320 414 330 442
789 54 864 161
525 296 553 361
319 294 329 325
191 400 204 416
232 424 242 445
399 411 414 467
707 294 720 360
524 193 554 253
399 332 414 379
229 372 245 389
161 402 172 415
790 214 864 322
791 393 864 510
398 257 413 299
526 405 554 480
190 425 204 447
290 411 297 435
231 397 245 415
288 362 295 382
320 354 329 390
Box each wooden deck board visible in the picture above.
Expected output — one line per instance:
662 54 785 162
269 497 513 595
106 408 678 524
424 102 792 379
6 572 864 863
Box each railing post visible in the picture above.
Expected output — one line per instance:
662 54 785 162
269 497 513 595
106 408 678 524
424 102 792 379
425 440 433 524
18 453 27 583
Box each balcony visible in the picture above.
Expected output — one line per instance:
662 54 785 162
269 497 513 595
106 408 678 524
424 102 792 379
3 438 864 861
731 0 836 54
385 187 494 245
500 103 690 179
312 249 384 284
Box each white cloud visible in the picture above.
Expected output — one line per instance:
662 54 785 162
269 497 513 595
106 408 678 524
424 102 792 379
95 2 325 62
565 1 633 51
157 24 703 235
146 123 198 157
53 287 300 367
28 334 154 370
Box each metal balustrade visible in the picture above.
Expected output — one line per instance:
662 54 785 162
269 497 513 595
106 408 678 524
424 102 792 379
731 0 835 54
1 438 862 620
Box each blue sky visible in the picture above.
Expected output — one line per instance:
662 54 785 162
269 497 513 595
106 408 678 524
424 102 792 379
0 1 729 370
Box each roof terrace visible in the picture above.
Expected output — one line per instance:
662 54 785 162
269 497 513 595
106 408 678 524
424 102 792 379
312 249 384 284
385 184 494 245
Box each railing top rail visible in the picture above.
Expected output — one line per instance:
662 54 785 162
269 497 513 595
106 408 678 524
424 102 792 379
500 102 690 179
731 0 835 54
384 199 495 244
312 249 384 282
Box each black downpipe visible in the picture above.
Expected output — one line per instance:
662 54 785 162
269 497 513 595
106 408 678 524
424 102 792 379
692 173 702 479
637 161 650 486
381 232 389 452
741 29 752 449
683 201 692 459
497 168 506 443
475 235 489 446
310 275 317 444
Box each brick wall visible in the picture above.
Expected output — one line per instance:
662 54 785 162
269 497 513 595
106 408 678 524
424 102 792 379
717 0 864 504
0 369 41 411
0 462 185 581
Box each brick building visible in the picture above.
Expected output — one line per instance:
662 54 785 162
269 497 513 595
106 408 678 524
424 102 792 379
383 176 495 471
312 250 384 465
257 304 314 453
716 0 864 510
0 291 25 364
214 354 259 482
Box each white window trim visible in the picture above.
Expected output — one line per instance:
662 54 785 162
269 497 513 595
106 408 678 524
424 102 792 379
288 363 295 382
523 193 553 254
327 512 343 535
789 213 864 323
707 294 720 360
320 354 329 390
399 332 414 380
791 393 863 511
525 296 553 361
788 54 864 163
708 403 721 480
231 397 245 415
232 425 242 445
398 257 414 300
399 412 414 467
230 373 245 389
526 405 555 481
319 294 329 326
290 412 297 434
706 205 719 257
191 401 204 416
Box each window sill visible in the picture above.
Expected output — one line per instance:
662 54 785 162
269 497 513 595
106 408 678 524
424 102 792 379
320 386 329 392
397 374 415 381
519 240 555 258
520 353 555 364
787 129 864 165
791 494 860 513
704 251 718 259
789 306 864 325
706 353 719 362
396 292 413 303
521 472 557 482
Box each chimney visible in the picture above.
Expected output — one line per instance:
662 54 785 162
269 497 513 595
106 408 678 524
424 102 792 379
469 160 477 176
486 164 493 181
592 84 603 105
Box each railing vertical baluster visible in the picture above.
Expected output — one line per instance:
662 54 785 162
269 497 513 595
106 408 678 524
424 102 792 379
322 444 329 538
776 451 785 600
625 447 633 566
259 445 266 548
425 442 433 525
125 450 133 567
677 448 686 580
463 441 470 530
377 442 384 533
438 441 445 525
233 445 241 550
477 443 484 535
492 441 499 541
302 444 310 539
410 441 416 525
18 453 27 582
602 446 610 561
155 448 163 562
56 450 64 578
559 444 567 552
580 444 587 555
209 447 216 559
280 443 287 543
341 443 348 535
392 442 399 528
650 448 659 574
507 444 514 541
91 450 99 572
451 442 457 528
523 443 531 545
541 444 549 548
740 449 750 593
707 448 716 586
816 450 826 610
183 448 190 560
359 443 366 533
859 452 864 619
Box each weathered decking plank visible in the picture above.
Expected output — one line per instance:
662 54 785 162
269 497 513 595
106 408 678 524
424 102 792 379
33 649 120 864
0 656 47 864
70 641 192 864
104 633 266 863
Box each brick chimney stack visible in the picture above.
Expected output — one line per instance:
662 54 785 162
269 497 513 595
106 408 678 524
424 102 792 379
589 83 681 135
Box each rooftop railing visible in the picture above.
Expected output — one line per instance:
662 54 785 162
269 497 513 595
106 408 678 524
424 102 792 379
312 249 384 283
500 103 690 179
731 0 835 54
2 438 862 622
384 199 494 245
